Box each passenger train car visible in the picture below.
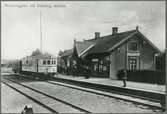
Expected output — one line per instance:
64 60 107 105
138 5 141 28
13 49 57 78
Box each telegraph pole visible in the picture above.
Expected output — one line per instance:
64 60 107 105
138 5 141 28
40 10 43 53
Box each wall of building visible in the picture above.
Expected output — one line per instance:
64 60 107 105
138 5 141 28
115 43 127 70
110 51 116 79
125 35 156 70
109 35 157 79
139 40 156 70
126 37 139 70
110 43 127 79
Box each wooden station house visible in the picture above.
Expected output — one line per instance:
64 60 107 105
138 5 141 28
71 26 161 79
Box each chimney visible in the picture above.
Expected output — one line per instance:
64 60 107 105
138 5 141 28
95 32 100 39
112 27 118 35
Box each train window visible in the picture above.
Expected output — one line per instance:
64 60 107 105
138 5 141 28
43 60 46 65
47 60 50 65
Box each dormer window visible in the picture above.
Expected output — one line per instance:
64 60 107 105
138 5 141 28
128 42 138 51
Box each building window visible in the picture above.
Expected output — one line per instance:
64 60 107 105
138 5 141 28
106 56 110 61
99 60 103 72
92 59 98 71
47 60 50 65
99 65 103 72
128 42 138 51
43 60 46 65
93 63 98 71
129 58 137 70
26 60 28 64
117 48 120 52
54 60 56 64
103 66 107 71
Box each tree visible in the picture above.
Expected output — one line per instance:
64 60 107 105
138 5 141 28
31 49 42 56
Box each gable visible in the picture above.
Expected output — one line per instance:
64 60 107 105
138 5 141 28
135 31 161 53
107 31 161 54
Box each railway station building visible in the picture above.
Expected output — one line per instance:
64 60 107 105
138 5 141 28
72 27 162 79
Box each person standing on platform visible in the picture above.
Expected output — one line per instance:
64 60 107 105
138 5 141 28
85 66 91 79
122 69 127 87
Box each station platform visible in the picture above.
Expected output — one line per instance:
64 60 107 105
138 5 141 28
53 74 166 105
54 74 165 93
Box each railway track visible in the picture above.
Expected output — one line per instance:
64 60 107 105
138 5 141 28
2 77 91 113
46 80 162 110
51 77 164 102
2 74 164 112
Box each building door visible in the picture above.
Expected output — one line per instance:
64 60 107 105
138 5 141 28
92 58 99 76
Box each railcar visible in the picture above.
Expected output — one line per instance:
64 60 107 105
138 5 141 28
12 50 57 79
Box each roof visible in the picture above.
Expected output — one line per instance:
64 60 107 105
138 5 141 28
60 49 73 57
87 30 137 55
74 29 161 58
75 40 95 57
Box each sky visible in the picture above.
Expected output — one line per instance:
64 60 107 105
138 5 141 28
1 1 165 60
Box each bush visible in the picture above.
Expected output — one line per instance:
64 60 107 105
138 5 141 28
117 69 165 85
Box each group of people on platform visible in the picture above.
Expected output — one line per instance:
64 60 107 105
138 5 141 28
57 65 91 79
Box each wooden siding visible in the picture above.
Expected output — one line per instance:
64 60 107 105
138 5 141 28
140 40 156 70
109 35 157 79
110 43 127 79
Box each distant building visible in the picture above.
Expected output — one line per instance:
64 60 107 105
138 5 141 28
57 49 73 74
72 27 161 79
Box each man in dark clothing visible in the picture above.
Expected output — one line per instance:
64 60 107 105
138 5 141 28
85 66 91 79
122 70 127 87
